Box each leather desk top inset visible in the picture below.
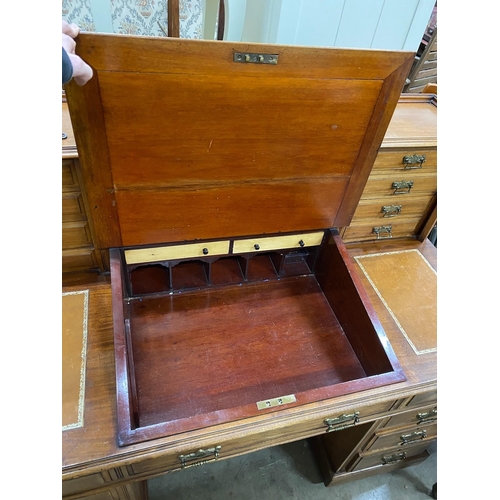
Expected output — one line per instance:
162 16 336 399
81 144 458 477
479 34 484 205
62 290 89 430
354 249 437 355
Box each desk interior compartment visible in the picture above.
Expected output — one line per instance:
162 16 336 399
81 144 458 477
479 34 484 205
111 230 405 446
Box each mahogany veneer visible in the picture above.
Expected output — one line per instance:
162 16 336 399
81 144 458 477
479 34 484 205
111 230 405 446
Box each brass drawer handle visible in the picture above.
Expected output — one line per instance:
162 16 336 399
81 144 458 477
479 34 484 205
417 407 437 425
372 226 392 239
381 205 402 217
400 430 426 445
324 412 360 433
392 180 413 194
402 154 426 169
178 446 222 469
382 452 407 465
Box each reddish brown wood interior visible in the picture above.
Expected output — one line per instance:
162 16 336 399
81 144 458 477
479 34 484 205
129 277 366 428
111 231 404 445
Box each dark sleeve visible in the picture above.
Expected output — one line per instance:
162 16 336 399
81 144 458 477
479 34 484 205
62 47 73 84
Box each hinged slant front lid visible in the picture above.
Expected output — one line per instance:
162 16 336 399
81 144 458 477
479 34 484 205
66 34 413 248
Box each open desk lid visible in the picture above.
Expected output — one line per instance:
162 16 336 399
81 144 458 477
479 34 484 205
65 34 413 248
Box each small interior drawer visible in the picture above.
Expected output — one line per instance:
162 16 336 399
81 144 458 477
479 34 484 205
372 149 437 174
233 231 325 254
124 240 231 264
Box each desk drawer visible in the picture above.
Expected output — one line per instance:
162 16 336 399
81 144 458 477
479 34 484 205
62 221 93 249
62 192 87 222
372 149 437 175
404 390 437 408
233 231 325 254
125 399 398 477
342 218 421 242
383 405 437 430
62 248 99 273
365 422 437 452
62 159 80 191
361 174 436 199
350 196 434 222
350 441 432 472
124 240 231 264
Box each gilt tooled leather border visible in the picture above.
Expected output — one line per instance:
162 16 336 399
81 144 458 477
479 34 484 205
354 249 437 355
62 290 89 431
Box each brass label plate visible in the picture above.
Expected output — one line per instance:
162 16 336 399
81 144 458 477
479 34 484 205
257 394 296 410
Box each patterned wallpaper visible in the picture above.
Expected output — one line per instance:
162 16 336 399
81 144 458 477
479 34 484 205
62 0 96 32
62 0 204 38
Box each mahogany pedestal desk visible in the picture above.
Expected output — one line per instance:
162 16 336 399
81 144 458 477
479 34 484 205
62 35 436 498
62 236 436 499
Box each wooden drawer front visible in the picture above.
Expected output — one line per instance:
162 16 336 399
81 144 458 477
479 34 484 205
62 192 87 222
127 429 312 477
365 422 437 452
383 405 437 431
361 174 436 199
350 196 434 222
350 441 432 472
121 400 398 478
62 472 106 497
125 240 231 265
324 400 397 429
62 482 146 500
62 248 98 272
62 221 93 249
342 218 421 242
373 149 437 174
404 389 437 408
233 231 325 254
62 159 80 191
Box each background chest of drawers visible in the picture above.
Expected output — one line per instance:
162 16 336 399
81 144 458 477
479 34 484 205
62 101 103 274
341 94 437 243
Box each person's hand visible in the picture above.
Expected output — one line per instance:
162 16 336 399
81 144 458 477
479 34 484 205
62 20 93 85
